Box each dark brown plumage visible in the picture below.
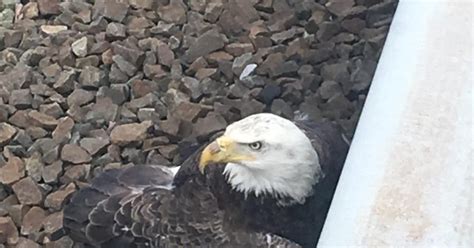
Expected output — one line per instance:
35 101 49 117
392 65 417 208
61 156 300 247
59 114 348 248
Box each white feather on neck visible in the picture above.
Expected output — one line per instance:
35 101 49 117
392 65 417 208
222 113 323 205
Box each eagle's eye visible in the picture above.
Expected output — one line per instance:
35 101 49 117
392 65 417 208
248 141 262 150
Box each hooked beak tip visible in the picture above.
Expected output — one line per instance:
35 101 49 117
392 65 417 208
199 141 220 174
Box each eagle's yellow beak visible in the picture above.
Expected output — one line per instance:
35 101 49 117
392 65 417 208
199 136 255 174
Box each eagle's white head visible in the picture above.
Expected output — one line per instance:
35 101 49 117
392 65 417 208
199 113 322 205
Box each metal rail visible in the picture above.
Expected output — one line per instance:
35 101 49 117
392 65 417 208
318 0 473 247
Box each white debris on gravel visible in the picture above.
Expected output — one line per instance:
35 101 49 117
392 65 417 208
239 64 257 80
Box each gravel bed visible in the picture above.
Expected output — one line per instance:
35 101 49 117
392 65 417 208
0 0 397 246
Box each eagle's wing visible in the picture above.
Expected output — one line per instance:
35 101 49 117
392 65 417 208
63 163 230 247
62 162 301 248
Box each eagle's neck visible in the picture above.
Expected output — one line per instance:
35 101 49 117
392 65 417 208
222 158 322 206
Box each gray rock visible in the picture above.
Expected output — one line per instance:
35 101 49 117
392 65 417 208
58 46 76 67
143 136 170 151
318 81 343 100
71 37 88 58
102 0 128 22
232 53 253 76
143 64 166 80
78 66 106 89
157 0 187 24
326 0 355 16
258 84 281 105
112 43 145 67
89 41 111 55
144 51 157 65
228 81 248 99
12 129 33 148
85 97 119 123
317 21 341 41
157 42 174 67
98 84 130 105
150 21 176 36
53 70 76 94
271 99 294 119
127 92 159 111
1 0 16 10
351 62 375 92
0 156 24 185
204 0 224 23
39 103 64 120
25 152 44 182
195 68 218 81
61 164 90 183
306 9 328 34
321 93 354 119
8 111 30 129
76 55 100 68
16 237 41 248
44 183 76 210
40 24 67 35
26 127 48 140
0 216 18 245
341 18 366 33
181 77 202 101
110 121 152 145
258 53 285 78
173 101 208 122
159 117 181 137
12 177 43 205
42 161 63 184
238 99 266 117
121 147 146 164
271 27 303 44
185 29 225 63
44 236 73 248
29 138 59 164
225 43 254 57
21 207 46 235
187 56 208 75
0 122 17 147
0 105 9 123
27 110 58 130
61 144 91 164
109 63 129 83
2 63 34 90
52 117 74 144
67 89 95 107
113 55 137 77
321 62 350 83
193 112 227 138
40 63 62 80
158 144 178 160
37 0 60 15
137 108 160 123
168 35 181 50
129 0 154 9
79 137 109 156
106 22 126 39
218 0 259 35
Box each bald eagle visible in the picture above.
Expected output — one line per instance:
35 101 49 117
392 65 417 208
57 113 348 248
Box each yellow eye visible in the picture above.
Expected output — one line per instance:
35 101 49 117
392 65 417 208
248 142 262 150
